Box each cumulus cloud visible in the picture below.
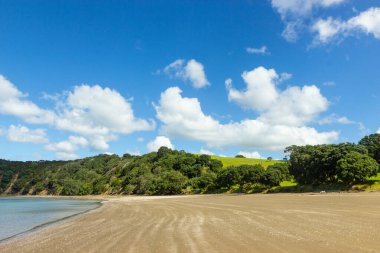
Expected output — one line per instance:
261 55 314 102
163 59 209 88
6 125 48 144
0 75 155 157
226 67 279 111
246 46 269 55
56 85 154 135
237 151 262 159
377 128 380 134
155 86 338 152
54 85 154 151
271 0 346 42
312 7 380 44
227 66 329 127
0 75 55 124
147 136 174 152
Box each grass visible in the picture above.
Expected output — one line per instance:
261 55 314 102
279 180 297 187
211 155 282 168
352 173 380 191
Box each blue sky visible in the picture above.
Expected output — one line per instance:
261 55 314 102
0 0 379 161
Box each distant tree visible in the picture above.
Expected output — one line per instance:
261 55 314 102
359 133 380 164
156 146 172 159
235 155 245 158
267 157 273 160
336 152 379 184
196 154 211 166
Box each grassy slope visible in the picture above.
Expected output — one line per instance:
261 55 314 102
212 155 380 192
211 155 282 168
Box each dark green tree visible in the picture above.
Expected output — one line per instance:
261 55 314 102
359 133 380 164
336 152 379 184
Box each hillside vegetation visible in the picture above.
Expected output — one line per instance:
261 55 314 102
0 148 288 196
1 133 379 196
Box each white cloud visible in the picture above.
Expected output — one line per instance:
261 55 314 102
246 46 269 55
147 136 174 152
56 85 154 135
312 7 380 44
6 125 48 144
45 136 88 153
272 0 345 17
155 86 338 152
1 76 155 156
163 59 209 88
237 151 262 159
54 85 154 151
271 0 346 42
0 75 55 124
227 66 329 127
226 67 279 111
199 149 214 155
45 136 89 159
377 128 380 134
319 114 354 125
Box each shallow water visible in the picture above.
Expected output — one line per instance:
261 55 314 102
0 197 100 241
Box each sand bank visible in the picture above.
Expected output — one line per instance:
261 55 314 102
1 193 380 253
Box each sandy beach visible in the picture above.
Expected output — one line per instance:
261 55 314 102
1 193 380 253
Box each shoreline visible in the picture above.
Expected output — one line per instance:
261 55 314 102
0 197 104 244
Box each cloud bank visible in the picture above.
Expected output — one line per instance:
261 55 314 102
155 66 338 152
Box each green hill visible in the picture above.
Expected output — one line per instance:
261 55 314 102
211 155 283 168
0 149 289 196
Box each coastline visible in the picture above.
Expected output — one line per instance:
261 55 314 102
1 193 380 253
0 196 104 244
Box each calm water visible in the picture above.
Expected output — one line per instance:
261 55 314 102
0 198 100 241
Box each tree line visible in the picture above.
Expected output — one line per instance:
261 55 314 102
1 133 379 195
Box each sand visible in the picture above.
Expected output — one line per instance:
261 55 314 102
1 193 380 253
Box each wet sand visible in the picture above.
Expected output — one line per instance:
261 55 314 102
1 193 380 253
